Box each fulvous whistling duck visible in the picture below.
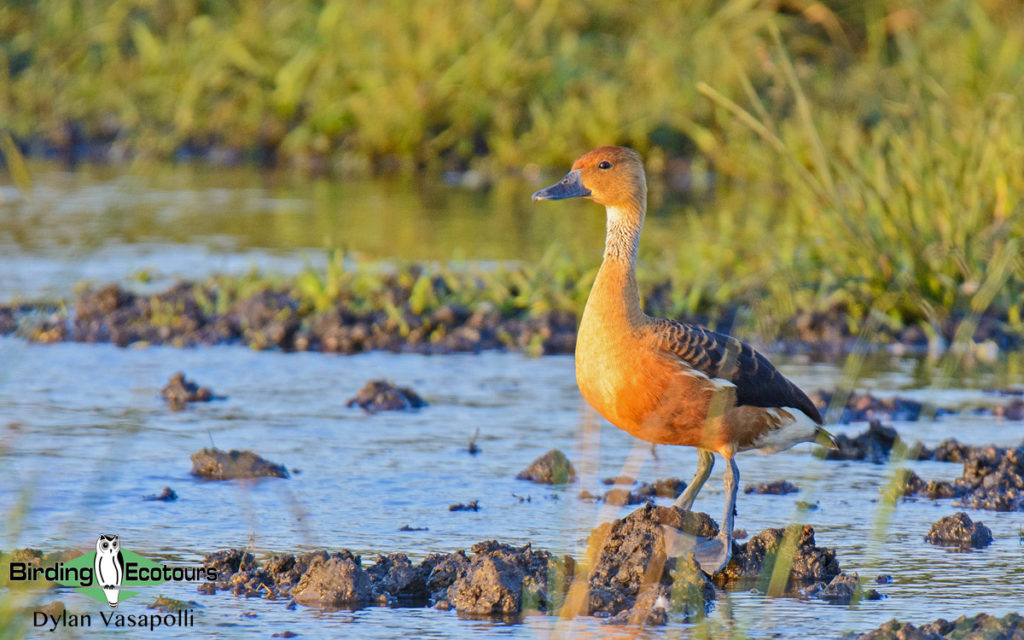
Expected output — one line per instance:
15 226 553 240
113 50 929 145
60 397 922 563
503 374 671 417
532 146 836 575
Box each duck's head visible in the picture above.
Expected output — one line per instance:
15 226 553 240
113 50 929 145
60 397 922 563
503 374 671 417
531 146 646 211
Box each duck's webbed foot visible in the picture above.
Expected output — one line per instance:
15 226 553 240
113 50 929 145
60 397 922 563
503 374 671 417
660 528 733 576
692 534 732 576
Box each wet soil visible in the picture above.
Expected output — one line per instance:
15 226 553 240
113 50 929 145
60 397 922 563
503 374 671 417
189 448 290 480
855 612 1024 640
924 512 993 549
515 449 575 485
346 380 427 412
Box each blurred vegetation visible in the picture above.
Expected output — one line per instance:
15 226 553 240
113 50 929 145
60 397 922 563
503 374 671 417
2 0 1024 342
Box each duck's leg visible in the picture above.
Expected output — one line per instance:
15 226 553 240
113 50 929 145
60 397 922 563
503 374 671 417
692 455 738 575
672 448 714 510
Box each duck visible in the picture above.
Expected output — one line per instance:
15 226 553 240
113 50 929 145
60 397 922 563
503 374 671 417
531 146 836 575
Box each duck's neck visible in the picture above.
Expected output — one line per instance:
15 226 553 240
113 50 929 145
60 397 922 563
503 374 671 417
603 205 644 264
587 203 646 329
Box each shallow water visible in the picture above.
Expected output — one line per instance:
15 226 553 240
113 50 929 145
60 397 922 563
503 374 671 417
2 338 1023 639
0 165 699 302
2 165 1024 637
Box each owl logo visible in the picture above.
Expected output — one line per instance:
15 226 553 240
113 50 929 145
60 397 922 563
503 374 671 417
94 534 125 608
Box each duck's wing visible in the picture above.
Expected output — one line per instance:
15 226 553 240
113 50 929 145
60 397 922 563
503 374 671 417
645 319 823 424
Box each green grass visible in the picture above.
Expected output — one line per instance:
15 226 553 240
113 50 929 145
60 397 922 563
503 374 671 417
2 0 1024 343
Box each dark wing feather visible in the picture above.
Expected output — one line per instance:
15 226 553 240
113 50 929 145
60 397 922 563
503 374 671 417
649 319 822 424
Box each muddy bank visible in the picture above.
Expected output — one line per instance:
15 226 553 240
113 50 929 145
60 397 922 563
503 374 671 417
855 612 1024 639
4 279 1024 356
4 281 578 355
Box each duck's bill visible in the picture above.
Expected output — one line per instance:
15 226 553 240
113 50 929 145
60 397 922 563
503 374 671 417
531 169 591 201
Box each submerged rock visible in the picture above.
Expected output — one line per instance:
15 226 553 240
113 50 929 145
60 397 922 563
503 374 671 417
925 512 993 549
713 525 840 591
856 613 1024 639
346 380 427 412
744 480 799 495
516 449 575 484
190 448 289 480
162 372 221 410
585 503 716 624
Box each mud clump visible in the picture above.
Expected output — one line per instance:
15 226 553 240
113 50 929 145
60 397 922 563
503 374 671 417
585 503 716 625
954 444 1024 511
190 448 289 480
292 553 373 608
802 572 880 604
346 380 427 412
516 449 575 484
365 553 434 605
745 480 799 495
892 470 961 500
899 443 1024 511
925 512 993 549
713 525 840 591
824 420 906 463
441 541 568 617
811 390 924 423
856 613 1024 640
162 372 222 410
202 542 571 618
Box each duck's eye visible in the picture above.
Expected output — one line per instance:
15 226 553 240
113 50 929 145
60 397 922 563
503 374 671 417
598 161 611 170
